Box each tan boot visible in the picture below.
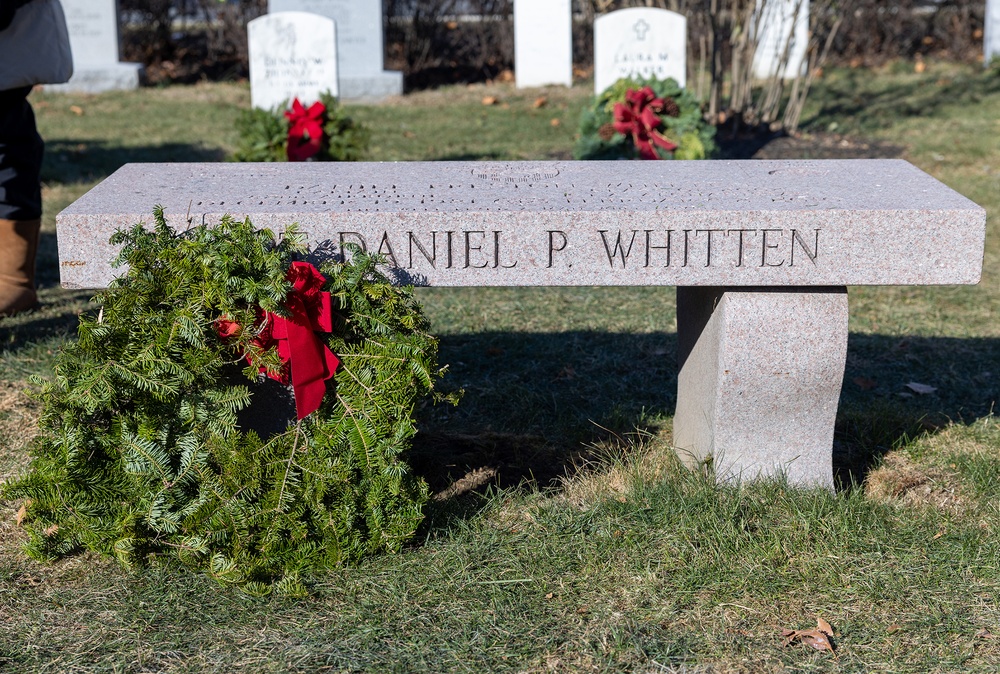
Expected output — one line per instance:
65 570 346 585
0 218 41 317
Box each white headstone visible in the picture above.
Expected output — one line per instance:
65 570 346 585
47 0 142 93
514 0 573 88
268 0 403 100
987 0 1000 66
752 0 809 80
594 8 687 95
248 12 339 111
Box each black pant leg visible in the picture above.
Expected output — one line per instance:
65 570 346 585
0 86 44 221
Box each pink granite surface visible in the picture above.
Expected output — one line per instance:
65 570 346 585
674 287 849 488
56 159 986 289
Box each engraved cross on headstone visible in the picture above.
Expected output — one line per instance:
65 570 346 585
633 19 651 41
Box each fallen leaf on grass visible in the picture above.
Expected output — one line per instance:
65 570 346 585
887 624 902 633
43 524 59 536
905 382 937 395
533 96 548 108
976 628 994 639
782 618 836 655
70 105 84 115
15 499 31 526
852 376 876 390
782 628 835 653
482 96 498 106
545 592 554 599
550 118 560 127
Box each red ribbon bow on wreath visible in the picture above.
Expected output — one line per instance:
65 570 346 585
217 261 340 420
612 86 678 160
284 98 326 162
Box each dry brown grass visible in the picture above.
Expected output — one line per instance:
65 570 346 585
865 420 1000 520
0 380 39 480
864 452 964 514
556 427 679 510
918 422 1000 460
0 380 40 553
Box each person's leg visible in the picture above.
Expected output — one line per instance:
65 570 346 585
0 86 43 316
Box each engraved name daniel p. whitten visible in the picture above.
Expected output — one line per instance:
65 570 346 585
56 160 984 289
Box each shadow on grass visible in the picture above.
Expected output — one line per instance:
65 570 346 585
835 332 1000 488
3 312 996 499
411 329 677 497
36 231 64 290
412 330 1000 499
41 139 225 185
0 305 88 354
801 67 1000 135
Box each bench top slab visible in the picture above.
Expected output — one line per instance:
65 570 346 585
57 159 986 288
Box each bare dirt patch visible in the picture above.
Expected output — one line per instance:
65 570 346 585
752 132 906 160
715 123 907 161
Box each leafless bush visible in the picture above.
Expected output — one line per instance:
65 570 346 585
576 0 984 132
702 0 844 133
575 0 842 133
120 0 264 82
119 0 178 62
196 0 266 68
831 0 984 65
385 0 513 86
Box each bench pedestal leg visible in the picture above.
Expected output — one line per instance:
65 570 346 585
673 286 849 489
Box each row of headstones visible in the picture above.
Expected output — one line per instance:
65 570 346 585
516 0 810 92
42 0 1000 98
248 0 808 109
46 0 401 99
512 1 1000 89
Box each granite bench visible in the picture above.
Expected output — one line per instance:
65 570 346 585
56 160 987 488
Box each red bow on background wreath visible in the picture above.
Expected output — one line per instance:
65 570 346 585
612 87 678 160
217 261 340 420
284 98 326 162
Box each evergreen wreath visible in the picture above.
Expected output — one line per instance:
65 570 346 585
232 91 370 163
2 209 454 595
573 76 717 161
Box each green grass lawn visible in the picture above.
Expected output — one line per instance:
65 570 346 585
2 62 1000 672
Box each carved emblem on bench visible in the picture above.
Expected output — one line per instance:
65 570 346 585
470 165 560 187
